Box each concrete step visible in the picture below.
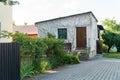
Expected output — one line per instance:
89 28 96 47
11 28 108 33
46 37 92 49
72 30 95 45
74 49 89 60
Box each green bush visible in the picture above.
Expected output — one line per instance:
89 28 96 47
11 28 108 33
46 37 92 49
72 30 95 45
102 44 108 53
48 57 59 69
62 54 80 64
43 38 66 68
13 32 80 79
39 59 51 72
30 38 47 74
13 32 47 73
13 32 31 55
47 32 55 38
43 38 64 57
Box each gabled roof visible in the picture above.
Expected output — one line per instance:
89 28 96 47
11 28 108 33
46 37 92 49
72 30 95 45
35 11 98 24
13 25 38 34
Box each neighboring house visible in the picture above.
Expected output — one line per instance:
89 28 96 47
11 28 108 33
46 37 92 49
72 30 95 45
13 25 38 38
35 11 99 59
0 2 12 42
97 25 104 39
97 25 104 54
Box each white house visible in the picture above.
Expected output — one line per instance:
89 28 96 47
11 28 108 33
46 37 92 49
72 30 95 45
35 11 98 59
0 2 12 42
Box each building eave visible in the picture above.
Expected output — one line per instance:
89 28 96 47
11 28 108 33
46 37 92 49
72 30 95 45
97 25 104 30
35 11 98 25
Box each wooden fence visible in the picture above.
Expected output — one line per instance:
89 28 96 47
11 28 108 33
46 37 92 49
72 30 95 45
0 43 20 80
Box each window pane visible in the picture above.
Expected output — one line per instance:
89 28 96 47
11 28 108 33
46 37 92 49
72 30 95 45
58 28 67 39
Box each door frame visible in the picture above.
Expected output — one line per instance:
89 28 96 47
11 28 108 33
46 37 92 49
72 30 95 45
76 27 86 49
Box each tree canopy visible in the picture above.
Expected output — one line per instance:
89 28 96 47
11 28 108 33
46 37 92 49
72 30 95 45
102 30 115 52
102 19 120 52
0 0 19 5
103 19 120 32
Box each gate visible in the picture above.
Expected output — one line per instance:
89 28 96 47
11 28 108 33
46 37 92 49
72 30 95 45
0 43 20 80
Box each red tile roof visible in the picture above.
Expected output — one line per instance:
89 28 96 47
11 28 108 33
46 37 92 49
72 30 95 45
13 25 38 34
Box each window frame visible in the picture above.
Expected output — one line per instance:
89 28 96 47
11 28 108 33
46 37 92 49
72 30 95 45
58 28 67 39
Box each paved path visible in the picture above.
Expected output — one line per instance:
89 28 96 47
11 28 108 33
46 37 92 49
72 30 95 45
27 55 120 80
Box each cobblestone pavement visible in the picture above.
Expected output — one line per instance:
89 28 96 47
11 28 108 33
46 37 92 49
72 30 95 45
26 55 120 80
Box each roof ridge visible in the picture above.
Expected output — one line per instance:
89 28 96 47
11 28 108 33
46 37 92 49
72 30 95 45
35 11 98 24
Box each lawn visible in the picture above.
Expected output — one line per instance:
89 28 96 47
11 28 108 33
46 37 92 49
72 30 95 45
103 53 120 59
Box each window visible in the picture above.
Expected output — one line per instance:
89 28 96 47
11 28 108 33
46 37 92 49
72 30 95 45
58 28 67 39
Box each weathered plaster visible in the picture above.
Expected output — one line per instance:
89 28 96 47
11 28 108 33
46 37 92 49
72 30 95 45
36 12 98 58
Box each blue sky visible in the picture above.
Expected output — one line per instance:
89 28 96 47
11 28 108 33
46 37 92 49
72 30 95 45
13 0 120 25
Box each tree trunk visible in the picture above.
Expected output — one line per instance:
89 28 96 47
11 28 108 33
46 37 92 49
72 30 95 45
107 47 111 53
117 48 120 52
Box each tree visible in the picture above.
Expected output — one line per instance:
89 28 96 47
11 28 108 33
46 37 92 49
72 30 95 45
0 0 19 5
114 33 120 52
102 30 115 52
103 19 120 32
102 19 120 52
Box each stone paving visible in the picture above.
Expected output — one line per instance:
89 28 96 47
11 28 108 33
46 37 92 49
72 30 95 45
26 55 120 80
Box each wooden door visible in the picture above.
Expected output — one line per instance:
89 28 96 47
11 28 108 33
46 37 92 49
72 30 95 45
76 27 86 48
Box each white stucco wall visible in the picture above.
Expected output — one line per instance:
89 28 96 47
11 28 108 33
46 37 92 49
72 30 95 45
88 13 98 59
0 2 12 43
36 12 98 58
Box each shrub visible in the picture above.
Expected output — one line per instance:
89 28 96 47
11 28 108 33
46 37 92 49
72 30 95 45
43 38 64 57
30 38 47 73
62 53 80 64
20 64 33 80
13 32 31 55
42 38 80 68
47 32 55 38
13 32 80 78
39 59 51 72
48 57 59 69
13 32 47 73
43 38 68 68
102 44 108 53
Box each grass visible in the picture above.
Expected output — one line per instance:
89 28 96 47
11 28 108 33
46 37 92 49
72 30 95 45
103 53 120 59
20 63 33 80
21 57 33 80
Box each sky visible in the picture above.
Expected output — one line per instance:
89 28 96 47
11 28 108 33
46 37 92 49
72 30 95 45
13 0 120 25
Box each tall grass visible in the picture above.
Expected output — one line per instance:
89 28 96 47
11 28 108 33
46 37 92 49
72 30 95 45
20 57 33 80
